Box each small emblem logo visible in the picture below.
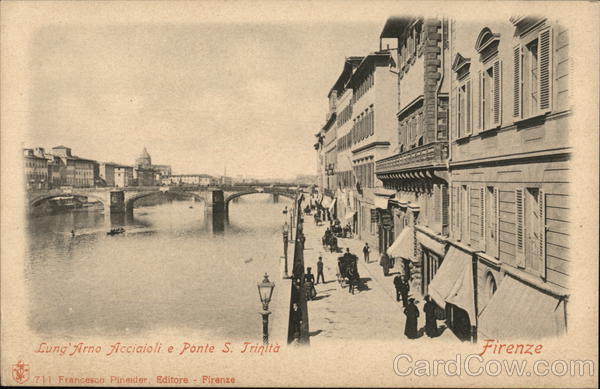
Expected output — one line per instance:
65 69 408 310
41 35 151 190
12 360 29 384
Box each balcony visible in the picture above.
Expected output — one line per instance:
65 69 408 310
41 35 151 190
376 141 448 174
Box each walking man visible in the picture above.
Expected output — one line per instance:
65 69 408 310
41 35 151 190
362 243 370 263
399 275 410 307
393 274 403 302
316 256 325 284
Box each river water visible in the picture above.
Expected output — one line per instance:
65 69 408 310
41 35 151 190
25 194 292 339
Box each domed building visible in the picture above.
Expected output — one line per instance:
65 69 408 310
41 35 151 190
135 147 152 169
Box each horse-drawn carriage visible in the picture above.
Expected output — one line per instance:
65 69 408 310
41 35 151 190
336 253 360 293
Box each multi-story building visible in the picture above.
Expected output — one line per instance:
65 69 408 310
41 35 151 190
51 145 96 188
370 16 570 341
99 162 118 186
374 17 452 306
442 17 571 340
332 57 363 231
23 148 49 190
114 165 134 187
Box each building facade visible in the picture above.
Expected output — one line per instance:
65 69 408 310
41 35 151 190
374 18 451 300
114 165 134 187
23 148 49 190
366 16 571 341
444 17 571 340
50 146 96 188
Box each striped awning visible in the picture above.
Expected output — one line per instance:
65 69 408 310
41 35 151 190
387 228 413 261
477 275 567 339
428 247 475 323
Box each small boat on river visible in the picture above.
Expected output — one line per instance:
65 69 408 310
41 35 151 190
107 227 125 236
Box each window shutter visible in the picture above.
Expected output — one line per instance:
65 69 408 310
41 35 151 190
442 185 449 233
493 60 502 126
539 189 547 279
538 27 553 112
480 187 485 250
451 86 458 140
451 186 457 234
513 45 522 118
494 188 500 258
466 185 471 243
457 187 463 241
478 70 484 131
515 188 525 267
434 184 441 223
466 79 472 134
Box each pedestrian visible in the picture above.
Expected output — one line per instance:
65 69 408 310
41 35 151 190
424 295 437 338
404 298 420 339
71 229 75 238
291 302 303 339
399 275 410 307
380 252 391 276
347 267 356 295
362 243 371 263
393 274 403 302
316 256 325 284
304 267 316 300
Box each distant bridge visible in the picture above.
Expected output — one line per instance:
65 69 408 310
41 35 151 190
28 184 307 216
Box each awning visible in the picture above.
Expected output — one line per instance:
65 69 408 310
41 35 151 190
428 247 475 323
374 196 389 209
416 231 446 257
387 228 413 260
477 276 567 339
342 211 356 223
329 198 337 212
321 196 332 208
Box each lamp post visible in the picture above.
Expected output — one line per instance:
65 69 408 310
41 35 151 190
257 273 275 345
282 222 289 278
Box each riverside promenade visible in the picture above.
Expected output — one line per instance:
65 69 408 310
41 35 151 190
300 214 455 343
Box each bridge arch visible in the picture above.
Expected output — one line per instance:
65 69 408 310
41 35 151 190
224 190 296 209
30 193 107 209
125 190 208 212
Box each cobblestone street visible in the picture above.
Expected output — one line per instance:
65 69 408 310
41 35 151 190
300 216 455 344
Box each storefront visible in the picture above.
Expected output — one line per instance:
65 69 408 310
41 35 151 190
416 231 447 297
428 245 476 341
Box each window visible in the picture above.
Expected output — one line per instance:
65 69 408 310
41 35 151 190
513 27 553 119
458 80 473 137
515 187 547 277
479 60 502 130
484 186 499 257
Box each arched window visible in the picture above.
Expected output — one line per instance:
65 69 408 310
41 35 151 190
485 272 497 301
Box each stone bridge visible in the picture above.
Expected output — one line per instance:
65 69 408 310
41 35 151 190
28 184 304 216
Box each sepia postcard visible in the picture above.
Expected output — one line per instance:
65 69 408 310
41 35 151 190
1 1 598 387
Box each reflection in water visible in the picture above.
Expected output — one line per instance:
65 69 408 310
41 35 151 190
26 194 291 338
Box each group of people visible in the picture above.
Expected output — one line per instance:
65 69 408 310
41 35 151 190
393 274 439 339
321 227 340 252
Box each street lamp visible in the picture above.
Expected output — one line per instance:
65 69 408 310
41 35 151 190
257 273 275 345
282 222 289 278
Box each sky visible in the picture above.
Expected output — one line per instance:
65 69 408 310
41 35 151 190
26 21 384 179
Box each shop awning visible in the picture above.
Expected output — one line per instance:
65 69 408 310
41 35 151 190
329 198 337 211
428 247 475 323
387 228 413 260
416 231 446 257
342 211 356 223
321 196 332 208
477 276 567 339
374 196 389 209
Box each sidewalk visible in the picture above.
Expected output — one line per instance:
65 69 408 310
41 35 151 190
301 216 456 343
